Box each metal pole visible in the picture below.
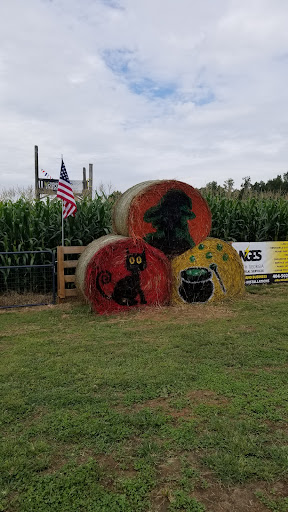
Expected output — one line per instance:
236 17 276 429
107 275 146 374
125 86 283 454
60 154 64 246
62 200 64 246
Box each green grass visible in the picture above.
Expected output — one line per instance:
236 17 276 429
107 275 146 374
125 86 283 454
1 285 288 511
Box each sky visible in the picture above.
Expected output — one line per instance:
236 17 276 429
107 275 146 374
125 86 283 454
1 0 288 193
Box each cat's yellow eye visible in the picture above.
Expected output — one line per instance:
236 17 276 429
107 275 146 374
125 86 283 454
129 256 135 264
136 256 142 264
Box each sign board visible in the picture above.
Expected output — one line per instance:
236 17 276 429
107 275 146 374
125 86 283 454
232 242 288 285
40 179 84 194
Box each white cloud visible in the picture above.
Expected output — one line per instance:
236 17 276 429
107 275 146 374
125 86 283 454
0 0 288 194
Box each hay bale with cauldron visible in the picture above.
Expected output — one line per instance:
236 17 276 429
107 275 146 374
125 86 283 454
171 237 244 304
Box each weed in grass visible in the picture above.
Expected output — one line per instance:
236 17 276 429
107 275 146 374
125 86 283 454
168 489 206 511
198 417 288 483
169 397 192 411
178 457 202 492
256 491 288 512
136 439 163 461
164 419 199 450
16 459 135 512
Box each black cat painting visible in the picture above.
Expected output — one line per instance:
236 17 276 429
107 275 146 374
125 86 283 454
96 249 147 306
143 189 196 256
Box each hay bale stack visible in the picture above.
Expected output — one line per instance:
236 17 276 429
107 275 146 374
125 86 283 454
171 237 245 304
112 180 211 257
76 234 171 315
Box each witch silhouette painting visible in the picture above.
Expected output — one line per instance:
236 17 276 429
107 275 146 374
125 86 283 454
143 189 196 256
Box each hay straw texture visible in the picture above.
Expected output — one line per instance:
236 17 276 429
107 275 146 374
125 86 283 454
112 181 161 236
76 235 171 315
171 237 245 304
112 180 211 257
75 235 126 297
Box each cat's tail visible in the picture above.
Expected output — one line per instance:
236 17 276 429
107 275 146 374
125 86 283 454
96 270 112 299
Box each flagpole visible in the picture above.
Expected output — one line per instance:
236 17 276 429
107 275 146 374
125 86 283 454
61 155 64 247
62 200 64 246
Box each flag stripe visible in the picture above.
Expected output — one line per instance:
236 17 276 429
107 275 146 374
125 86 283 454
57 189 76 202
58 180 73 191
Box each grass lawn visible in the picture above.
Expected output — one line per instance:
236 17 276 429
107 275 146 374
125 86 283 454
1 285 288 512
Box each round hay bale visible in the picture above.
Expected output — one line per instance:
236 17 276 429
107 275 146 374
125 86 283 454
171 237 245 304
75 235 125 297
112 180 211 257
76 235 171 315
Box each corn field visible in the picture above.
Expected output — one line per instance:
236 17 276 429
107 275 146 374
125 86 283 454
0 195 112 253
1 193 288 251
0 194 112 297
206 195 288 242
1 193 288 296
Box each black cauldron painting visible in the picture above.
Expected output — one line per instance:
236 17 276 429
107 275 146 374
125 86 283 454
178 264 226 303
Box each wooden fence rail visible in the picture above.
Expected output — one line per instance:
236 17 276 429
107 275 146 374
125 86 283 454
57 246 86 300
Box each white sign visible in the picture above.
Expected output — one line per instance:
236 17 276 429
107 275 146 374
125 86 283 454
42 179 84 193
232 241 288 284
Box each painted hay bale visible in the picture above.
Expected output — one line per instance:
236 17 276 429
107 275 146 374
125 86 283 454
76 235 171 315
113 180 211 257
75 235 125 297
171 237 245 304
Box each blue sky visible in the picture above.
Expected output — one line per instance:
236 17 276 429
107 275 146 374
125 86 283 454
102 48 215 104
0 0 288 192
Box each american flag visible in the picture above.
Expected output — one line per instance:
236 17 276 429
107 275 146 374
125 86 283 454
57 160 77 219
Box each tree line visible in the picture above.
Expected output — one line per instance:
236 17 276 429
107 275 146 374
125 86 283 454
200 173 288 198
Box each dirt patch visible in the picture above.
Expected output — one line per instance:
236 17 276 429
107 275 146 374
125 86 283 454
0 291 54 308
0 324 48 337
150 454 288 512
244 364 288 374
42 446 138 480
23 407 49 428
193 479 288 512
236 325 257 332
117 390 229 421
158 456 182 480
263 419 288 435
186 390 229 406
106 304 236 326
153 447 288 511
131 397 196 421
0 302 77 314
96 452 137 480
42 452 69 475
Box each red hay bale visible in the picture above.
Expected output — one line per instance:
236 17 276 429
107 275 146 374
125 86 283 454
76 235 171 315
75 235 125 297
113 180 211 257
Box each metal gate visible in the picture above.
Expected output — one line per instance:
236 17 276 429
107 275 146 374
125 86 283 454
0 250 56 309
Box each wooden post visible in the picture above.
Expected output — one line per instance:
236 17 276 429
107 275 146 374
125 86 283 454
34 145 40 200
89 163 93 199
82 167 87 192
57 246 86 301
57 246 65 301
